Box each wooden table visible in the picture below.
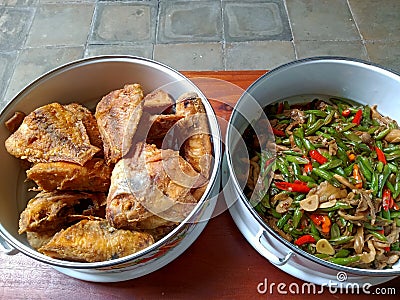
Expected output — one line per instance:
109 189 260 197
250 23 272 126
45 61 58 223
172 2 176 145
1 71 399 299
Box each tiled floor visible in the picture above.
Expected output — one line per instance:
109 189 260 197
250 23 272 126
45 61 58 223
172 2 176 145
1 0 400 105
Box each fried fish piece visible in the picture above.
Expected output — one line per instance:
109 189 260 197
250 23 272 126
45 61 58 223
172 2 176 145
175 92 213 178
26 158 112 192
26 231 56 250
19 191 106 234
64 103 103 152
5 111 26 133
106 142 204 230
39 219 154 262
147 114 183 140
143 89 174 114
5 103 99 166
95 84 144 165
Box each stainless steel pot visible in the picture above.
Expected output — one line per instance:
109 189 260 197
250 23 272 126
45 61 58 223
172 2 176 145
223 57 400 286
0 56 222 282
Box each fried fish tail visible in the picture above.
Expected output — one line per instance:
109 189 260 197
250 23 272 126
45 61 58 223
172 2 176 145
39 220 154 262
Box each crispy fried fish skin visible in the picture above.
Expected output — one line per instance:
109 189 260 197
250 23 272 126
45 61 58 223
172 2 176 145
106 142 202 230
39 220 154 262
18 191 106 234
143 89 174 114
5 103 100 166
5 111 26 133
95 84 144 165
175 92 213 178
147 114 183 140
64 103 103 152
26 231 56 250
26 158 112 192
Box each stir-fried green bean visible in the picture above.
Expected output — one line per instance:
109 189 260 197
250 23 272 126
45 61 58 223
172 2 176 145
243 96 400 270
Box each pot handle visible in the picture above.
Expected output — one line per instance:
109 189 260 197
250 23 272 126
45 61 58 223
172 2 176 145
254 229 293 266
0 235 19 255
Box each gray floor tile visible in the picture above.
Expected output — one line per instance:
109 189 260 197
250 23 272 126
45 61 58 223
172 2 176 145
349 0 400 41
85 44 153 59
154 43 223 70
25 4 94 47
295 40 368 60
158 1 222 43
286 0 360 41
223 0 291 42
1 0 38 5
0 51 18 105
0 7 35 51
91 2 156 44
365 41 400 73
4 46 84 103
39 0 95 3
225 41 295 70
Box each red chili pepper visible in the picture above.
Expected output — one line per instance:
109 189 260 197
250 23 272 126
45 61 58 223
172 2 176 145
382 187 392 211
294 234 316 246
310 214 331 234
384 246 391 252
277 102 284 114
352 164 363 189
272 128 286 137
375 146 387 164
393 202 400 211
342 109 351 117
275 181 311 193
309 149 328 165
352 109 363 125
304 162 313 173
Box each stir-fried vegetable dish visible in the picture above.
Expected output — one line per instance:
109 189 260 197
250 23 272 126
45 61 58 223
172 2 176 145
243 97 400 269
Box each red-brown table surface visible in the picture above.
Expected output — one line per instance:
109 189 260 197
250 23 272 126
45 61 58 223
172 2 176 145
1 71 398 299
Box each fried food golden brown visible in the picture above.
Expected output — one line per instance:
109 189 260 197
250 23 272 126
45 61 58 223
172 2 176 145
19 191 106 234
175 92 213 178
106 142 203 230
5 111 26 133
64 103 103 152
26 158 112 192
26 231 56 250
143 89 174 114
39 219 154 262
5 103 100 166
147 114 183 140
95 83 144 165
6 84 214 263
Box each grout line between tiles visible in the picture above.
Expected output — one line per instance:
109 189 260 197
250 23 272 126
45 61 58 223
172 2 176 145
84 2 98 57
346 0 370 61
153 0 161 60
282 0 298 60
220 0 227 71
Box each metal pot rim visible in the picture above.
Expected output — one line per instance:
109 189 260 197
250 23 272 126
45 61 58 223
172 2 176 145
0 55 222 269
226 56 400 277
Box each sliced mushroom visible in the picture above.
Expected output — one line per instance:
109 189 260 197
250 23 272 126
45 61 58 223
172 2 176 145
387 254 400 265
316 239 335 255
353 227 364 254
333 174 356 190
271 192 291 206
299 194 319 211
338 210 366 221
360 240 376 264
384 129 400 143
319 199 337 209
275 197 293 214
360 132 372 144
